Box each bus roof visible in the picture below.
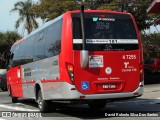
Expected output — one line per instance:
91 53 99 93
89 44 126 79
69 10 131 15
13 38 25 46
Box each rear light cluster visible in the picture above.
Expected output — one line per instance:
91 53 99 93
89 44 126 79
140 63 144 82
66 63 74 83
0 76 2 81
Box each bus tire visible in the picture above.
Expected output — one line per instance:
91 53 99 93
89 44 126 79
88 100 106 109
37 90 51 112
12 97 18 103
9 86 18 103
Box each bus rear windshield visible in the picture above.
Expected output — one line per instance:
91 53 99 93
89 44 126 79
72 13 139 51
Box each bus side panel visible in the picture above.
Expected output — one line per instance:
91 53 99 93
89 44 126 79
59 12 74 84
7 66 23 98
21 56 62 99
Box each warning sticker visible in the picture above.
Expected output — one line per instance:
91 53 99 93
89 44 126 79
89 55 103 68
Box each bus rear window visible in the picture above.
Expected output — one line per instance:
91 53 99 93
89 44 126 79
72 13 139 51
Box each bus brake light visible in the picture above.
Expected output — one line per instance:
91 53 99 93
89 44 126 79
140 63 144 82
67 63 74 72
66 63 74 83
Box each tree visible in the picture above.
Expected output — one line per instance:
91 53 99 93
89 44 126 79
31 0 79 22
95 0 155 31
30 0 157 31
10 0 39 35
141 33 160 59
0 31 21 54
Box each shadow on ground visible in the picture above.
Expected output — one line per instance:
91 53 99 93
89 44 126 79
15 98 160 119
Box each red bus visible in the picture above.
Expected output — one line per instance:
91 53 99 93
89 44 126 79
7 10 144 112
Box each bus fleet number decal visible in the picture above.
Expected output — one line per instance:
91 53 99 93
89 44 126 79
122 55 136 60
121 54 137 72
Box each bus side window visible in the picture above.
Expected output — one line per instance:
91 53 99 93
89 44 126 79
34 31 46 61
11 44 20 67
45 19 62 58
18 41 26 65
24 36 35 63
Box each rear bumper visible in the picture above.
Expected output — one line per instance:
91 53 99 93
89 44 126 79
83 85 143 99
42 81 144 100
65 82 143 100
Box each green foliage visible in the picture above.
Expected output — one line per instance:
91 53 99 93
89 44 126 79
11 0 39 34
0 31 21 54
30 0 158 31
97 0 155 31
141 33 160 60
31 0 79 22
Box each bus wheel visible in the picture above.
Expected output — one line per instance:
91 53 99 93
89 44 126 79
37 90 51 112
12 97 18 103
9 87 18 103
88 100 106 109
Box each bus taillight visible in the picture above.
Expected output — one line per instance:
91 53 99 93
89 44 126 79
66 63 74 83
140 63 144 82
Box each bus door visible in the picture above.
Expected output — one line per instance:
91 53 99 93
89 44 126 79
72 12 140 95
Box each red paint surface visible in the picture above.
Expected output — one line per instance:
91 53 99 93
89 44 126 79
7 66 23 97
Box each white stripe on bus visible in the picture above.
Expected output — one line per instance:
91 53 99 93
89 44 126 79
73 39 138 44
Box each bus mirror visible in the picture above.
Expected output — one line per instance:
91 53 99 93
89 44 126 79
10 53 14 60
3 52 8 59
80 50 88 68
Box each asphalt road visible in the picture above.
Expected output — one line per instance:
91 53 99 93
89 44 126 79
0 75 160 120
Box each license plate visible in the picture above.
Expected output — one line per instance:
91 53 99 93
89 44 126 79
103 84 116 89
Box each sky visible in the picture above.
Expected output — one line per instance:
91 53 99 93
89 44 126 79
0 0 160 37
0 0 18 32
0 0 41 37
